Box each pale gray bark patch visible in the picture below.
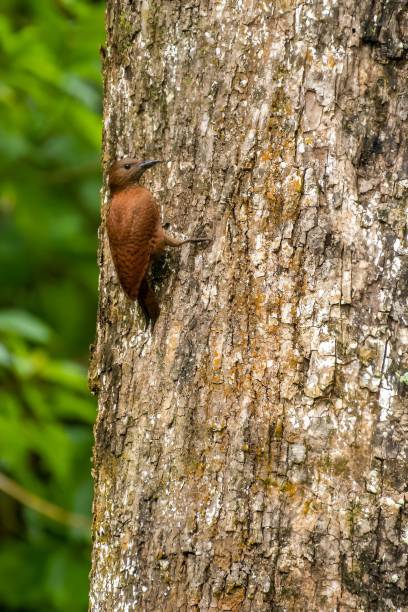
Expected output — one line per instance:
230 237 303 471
90 0 408 610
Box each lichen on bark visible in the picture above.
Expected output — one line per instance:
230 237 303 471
90 1 408 610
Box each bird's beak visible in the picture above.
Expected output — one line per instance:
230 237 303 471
138 159 161 171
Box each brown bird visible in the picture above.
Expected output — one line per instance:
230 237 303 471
107 158 208 324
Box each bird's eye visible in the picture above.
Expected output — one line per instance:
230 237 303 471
124 163 131 170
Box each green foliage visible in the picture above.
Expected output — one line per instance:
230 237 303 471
0 0 103 609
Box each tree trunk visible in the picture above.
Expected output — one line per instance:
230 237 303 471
90 1 408 610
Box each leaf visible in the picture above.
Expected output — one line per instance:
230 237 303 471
0 310 52 344
0 0 103 608
0 343 11 367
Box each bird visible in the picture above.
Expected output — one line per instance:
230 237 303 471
106 158 209 325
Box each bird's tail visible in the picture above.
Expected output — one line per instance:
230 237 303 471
138 278 160 326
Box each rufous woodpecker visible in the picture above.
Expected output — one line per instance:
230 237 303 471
107 158 209 324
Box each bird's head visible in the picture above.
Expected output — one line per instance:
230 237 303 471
108 158 161 191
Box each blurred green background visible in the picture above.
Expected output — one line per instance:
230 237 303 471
0 0 103 609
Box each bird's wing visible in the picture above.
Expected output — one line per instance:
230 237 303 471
107 189 160 300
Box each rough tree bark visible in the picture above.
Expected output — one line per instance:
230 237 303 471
89 1 408 610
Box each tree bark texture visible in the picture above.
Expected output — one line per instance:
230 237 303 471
90 1 408 610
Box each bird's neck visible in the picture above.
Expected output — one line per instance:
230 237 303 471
110 182 145 196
